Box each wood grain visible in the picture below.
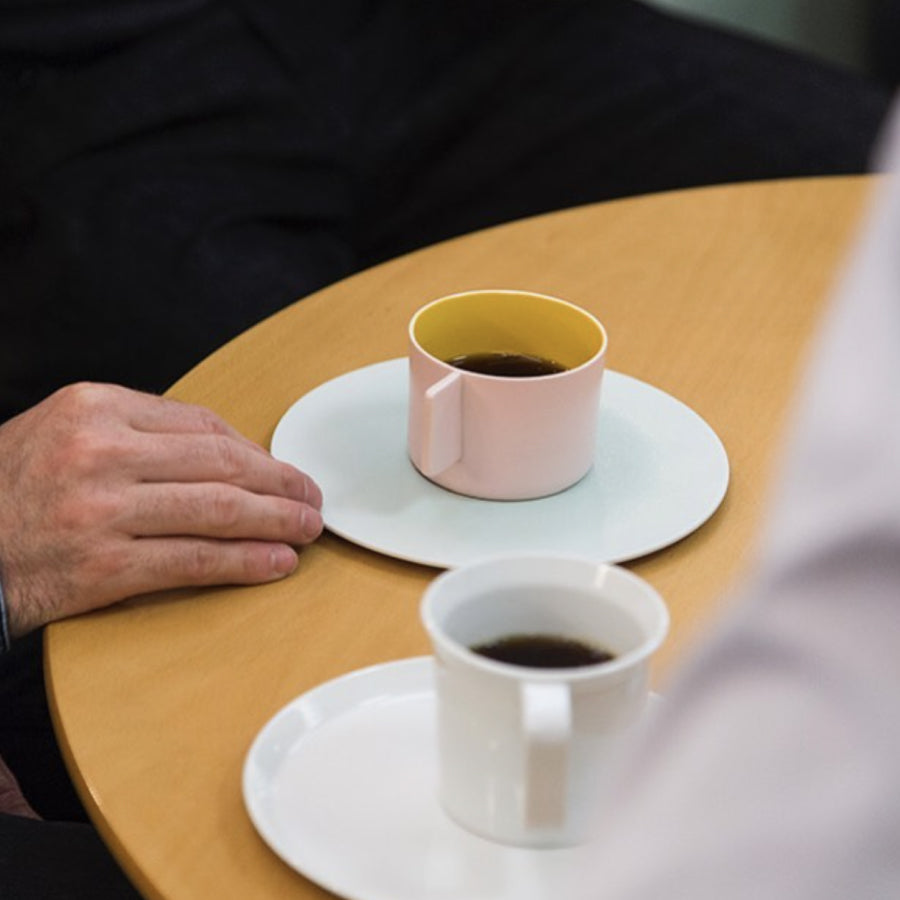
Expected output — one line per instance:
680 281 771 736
45 176 872 899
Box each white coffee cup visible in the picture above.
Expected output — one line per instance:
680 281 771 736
420 554 668 848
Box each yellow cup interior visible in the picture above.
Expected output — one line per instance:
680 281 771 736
412 290 605 371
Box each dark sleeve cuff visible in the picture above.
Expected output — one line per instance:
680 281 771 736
0 573 11 653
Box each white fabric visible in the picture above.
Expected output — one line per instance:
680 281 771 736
590 100 900 898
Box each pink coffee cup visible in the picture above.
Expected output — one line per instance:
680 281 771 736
407 289 607 500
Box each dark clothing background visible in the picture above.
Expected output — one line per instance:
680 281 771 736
0 632 141 897
0 814 141 899
871 0 900 85
0 0 890 424
0 2 892 896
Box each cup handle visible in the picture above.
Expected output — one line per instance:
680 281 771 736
521 682 571 830
420 371 463 477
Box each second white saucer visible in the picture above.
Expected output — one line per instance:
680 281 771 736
243 657 657 900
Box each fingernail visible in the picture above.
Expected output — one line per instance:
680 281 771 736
306 479 324 511
301 507 324 541
270 545 299 576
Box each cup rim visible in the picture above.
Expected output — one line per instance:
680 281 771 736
409 289 608 380
420 553 669 683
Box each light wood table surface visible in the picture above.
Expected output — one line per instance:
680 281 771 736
46 176 871 899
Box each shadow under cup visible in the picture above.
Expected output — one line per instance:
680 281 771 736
408 290 608 500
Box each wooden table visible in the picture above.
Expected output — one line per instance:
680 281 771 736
45 176 871 899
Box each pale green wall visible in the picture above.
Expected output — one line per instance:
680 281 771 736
643 0 873 73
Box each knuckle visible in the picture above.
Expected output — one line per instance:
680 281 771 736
211 435 246 482
56 428 105 474
279 462 305 495
238 547 275 582
58 428 130 478
273 463 296 498
280 464 321 508
188 403 230 436
208 486 243 530
266 498 315 543
54 382 114 417
182 542 222 583
79 543 125 586
54 489 118 533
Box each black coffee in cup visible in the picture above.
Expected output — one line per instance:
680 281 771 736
471 633 615 669
446 351 567 378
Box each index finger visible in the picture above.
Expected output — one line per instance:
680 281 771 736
128 431 323 509
115 386 268 455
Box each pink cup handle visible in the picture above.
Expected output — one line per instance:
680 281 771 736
420 371 463 477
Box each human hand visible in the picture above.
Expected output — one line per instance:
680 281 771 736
0 383 323 638
0 754 39 818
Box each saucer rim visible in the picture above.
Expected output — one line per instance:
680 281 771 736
243 656 660 900
270 358 729 568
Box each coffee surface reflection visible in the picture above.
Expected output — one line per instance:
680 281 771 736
446 351 567 378
471 633 615 668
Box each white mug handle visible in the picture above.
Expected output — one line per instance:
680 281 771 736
420 370 463 477
521 681 571 829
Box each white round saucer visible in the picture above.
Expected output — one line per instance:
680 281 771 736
271 359 728 568
243 657 652 900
